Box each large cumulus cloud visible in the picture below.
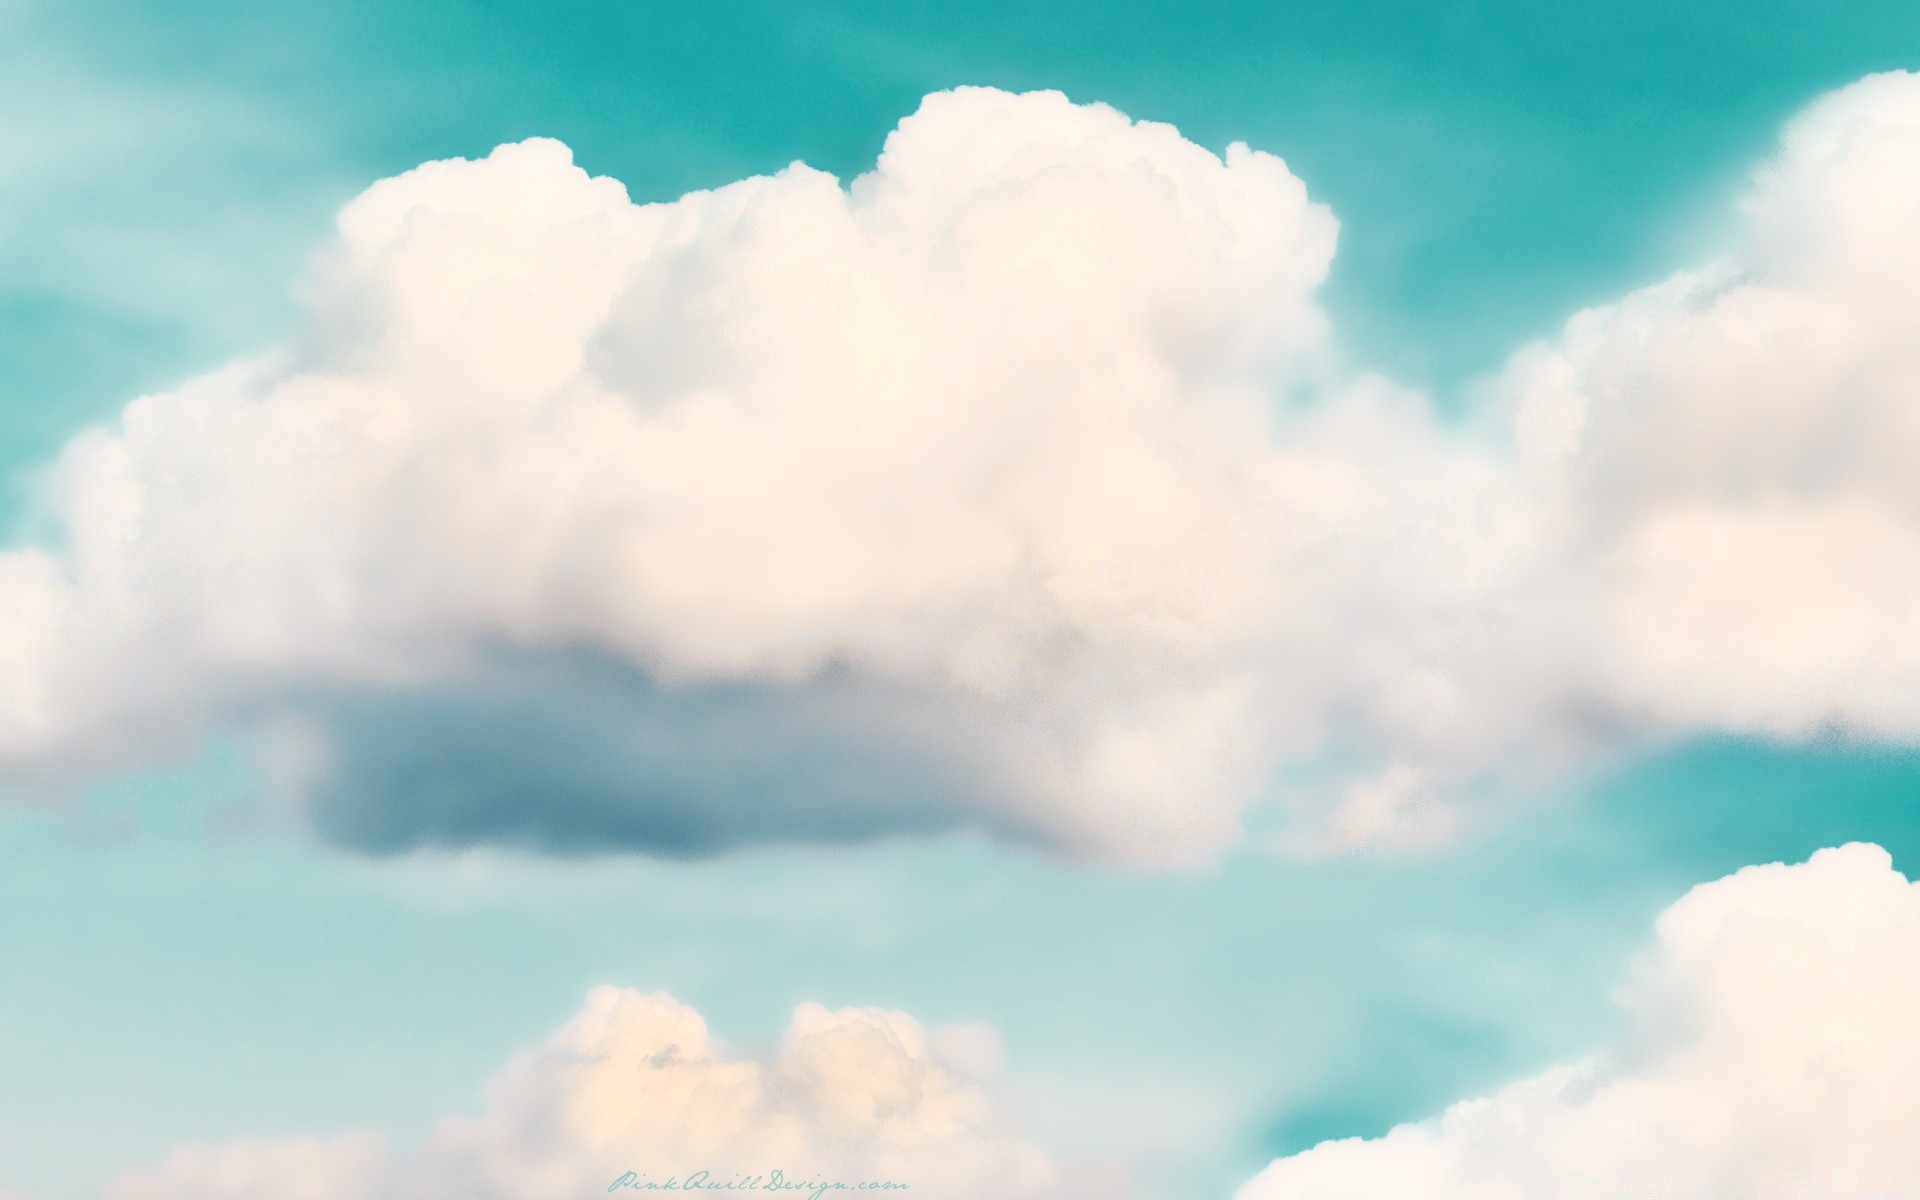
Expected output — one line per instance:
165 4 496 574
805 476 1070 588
0 84 1516 863
9 73 1920 863
1237 842 1920 1198
101 989 1088 1200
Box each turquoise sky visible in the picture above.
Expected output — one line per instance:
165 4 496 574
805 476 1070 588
6 2 1920 1197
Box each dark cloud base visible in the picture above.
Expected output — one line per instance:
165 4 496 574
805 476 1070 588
302 651 1048 859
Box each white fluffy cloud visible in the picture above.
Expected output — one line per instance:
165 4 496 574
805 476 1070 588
0 84 1515 863
1238 842 1920 1198
8 74 1920 862
103 988 1088 1200
1503 71 1920 742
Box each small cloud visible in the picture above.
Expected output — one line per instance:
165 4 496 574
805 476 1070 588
102 989 1116 1200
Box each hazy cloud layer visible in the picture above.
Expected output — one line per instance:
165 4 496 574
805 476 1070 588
101 989 1088 1200
1238 842 1920 1198
8 75 1920 861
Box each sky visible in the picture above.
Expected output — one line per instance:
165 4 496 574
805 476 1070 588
7 3 1920 1198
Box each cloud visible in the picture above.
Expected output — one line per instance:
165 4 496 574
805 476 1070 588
1316 69 1920 841
0 84 1498 864
101 989 1094 1200
1497 71 1920 745
1238 842 1920 1198
10 74 1920 862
